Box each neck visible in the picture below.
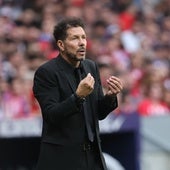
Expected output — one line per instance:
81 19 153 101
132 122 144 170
60 53 81 68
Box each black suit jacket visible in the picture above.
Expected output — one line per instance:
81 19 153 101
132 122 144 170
33 55 118 170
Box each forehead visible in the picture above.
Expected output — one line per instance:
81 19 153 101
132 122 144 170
66 26 86 37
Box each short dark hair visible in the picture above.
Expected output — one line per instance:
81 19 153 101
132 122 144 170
53 17 85 42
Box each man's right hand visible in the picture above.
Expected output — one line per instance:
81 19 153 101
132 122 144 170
76 73 95 98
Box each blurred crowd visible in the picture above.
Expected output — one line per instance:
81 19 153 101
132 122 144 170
0 0 170 120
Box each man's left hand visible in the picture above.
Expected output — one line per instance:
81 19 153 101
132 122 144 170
106 76 123 96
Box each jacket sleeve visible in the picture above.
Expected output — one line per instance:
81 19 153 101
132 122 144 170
33 66 79 125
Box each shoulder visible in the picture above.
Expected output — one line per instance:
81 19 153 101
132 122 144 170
33 58 59 84
39 58 57 70
35 57 59 74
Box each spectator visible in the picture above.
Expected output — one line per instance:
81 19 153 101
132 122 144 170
1 77 31 119
138 82 170 116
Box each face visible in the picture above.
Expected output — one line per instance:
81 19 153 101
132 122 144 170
58 26 87 65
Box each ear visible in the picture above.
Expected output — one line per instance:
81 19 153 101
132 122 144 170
57 40 64 51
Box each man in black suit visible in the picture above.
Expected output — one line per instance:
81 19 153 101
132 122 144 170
33 17 123 170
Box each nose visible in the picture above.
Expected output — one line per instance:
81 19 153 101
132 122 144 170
78 38 86 46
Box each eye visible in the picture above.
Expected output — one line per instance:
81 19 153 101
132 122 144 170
82 35 86 39
70 36 78 40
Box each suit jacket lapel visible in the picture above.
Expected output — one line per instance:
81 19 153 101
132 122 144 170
63 70 77 92
56 55 77 92
81 60 90 76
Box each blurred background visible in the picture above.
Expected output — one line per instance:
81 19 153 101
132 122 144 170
0 0 170 170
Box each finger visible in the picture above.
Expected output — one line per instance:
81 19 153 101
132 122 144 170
110 76 123 85
83 80 94 91
109 81 122 92
85 73 95 86
107 79 122 91
87 79 95 91
107 77 123 90
86 73 92 78
89 76 95 87
108 87 119 95
110 76 121 81
107 81 122 94
109 76 123 84
107 89 113 95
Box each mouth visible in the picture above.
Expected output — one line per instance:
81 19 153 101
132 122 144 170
77 48 86 55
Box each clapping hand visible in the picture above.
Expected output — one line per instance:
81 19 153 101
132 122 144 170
106 76 123 96
76 73 95 98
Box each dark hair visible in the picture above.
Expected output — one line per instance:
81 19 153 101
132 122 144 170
53 17 85 43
